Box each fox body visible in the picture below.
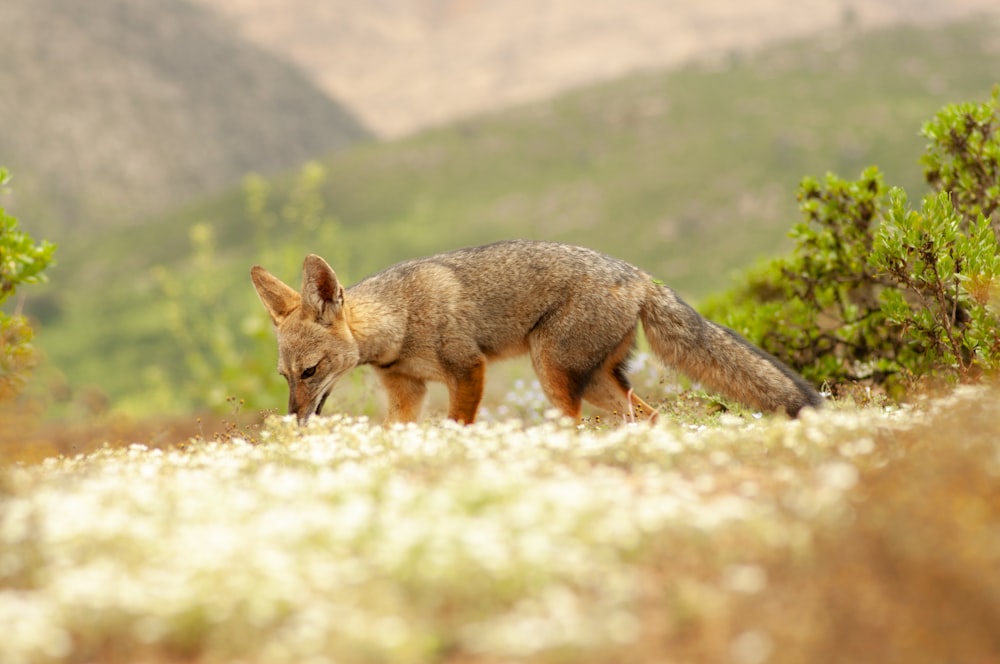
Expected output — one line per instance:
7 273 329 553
251 240 822 424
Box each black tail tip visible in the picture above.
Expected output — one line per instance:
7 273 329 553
786 390 825 418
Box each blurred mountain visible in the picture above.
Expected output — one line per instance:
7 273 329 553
195 0 1000 138
0 0 369 234
4 0 997 236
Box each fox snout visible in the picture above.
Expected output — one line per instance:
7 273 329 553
287 378 332 424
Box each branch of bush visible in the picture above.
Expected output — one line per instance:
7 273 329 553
0 168 57 400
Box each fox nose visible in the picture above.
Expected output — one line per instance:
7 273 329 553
292 406 312 425
287 380 329 424
288 393 307 423
289 393 320 425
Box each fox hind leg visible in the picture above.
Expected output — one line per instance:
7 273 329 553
528 346 586 421
582 349 659 424
529 324 655 423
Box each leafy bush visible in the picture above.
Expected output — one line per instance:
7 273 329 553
0 169 56 401
921 89 1000 226
704 88 1000 397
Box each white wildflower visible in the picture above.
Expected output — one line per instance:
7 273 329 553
723 564 768 594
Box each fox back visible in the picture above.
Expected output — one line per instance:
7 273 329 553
251 240 822 423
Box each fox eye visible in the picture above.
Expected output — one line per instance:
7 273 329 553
301 365 318 380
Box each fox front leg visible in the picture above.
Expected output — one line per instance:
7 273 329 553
444 359 486 424
378 372 428 424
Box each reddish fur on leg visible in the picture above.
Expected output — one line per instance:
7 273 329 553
447 361 486 424
379 373 427 424
532 357 584 420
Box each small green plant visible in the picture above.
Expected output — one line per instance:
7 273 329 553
151 162 373 415
150 222 280 412
0 169 56 401
705 88 1000 396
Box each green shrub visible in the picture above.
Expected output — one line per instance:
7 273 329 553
0 168 56 400
704 88 1000 397
871 190 1000 381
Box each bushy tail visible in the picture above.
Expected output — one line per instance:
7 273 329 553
640 285 822 416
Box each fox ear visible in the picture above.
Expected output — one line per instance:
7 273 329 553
250 265 300 325
301 254 345 325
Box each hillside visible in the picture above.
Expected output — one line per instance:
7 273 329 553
4 0 998 238
197 0 1000 137
30 19 1000 416
0 0 369 235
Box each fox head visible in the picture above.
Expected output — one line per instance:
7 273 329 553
250 254 360 422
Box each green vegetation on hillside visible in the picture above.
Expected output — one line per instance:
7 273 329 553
31 20 1000 416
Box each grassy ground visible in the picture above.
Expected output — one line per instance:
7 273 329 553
2 385 998 663
28 19 1000 417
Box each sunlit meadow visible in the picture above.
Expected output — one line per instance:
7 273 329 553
2 384 999 663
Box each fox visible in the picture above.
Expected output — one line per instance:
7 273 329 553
250 240 822 424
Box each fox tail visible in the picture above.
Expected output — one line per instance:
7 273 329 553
640 285 822 416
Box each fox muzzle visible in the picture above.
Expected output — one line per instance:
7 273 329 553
288 383 332 424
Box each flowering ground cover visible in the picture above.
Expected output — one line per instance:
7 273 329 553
2 387 999 663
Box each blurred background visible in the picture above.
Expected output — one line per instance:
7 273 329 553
2 0 999 428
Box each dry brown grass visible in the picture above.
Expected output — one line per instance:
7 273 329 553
623 389 1000 664
0 405 264 466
